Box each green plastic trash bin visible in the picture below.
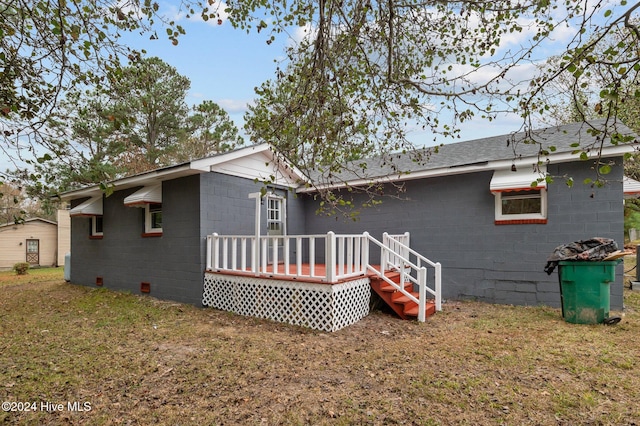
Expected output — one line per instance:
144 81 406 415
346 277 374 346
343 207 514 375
557 260 618 324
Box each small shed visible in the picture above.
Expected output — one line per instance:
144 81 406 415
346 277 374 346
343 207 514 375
0 218 58 269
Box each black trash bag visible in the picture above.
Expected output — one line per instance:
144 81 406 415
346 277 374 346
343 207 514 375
544 237 618 275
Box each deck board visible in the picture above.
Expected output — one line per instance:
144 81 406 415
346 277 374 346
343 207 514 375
206 263 381 284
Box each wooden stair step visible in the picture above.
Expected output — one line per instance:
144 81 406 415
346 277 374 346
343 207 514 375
379 282 412 293
391 291 419 304
369 270 437 321
404 301 437 318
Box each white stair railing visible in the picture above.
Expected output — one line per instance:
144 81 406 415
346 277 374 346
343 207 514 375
363 232 441 322
384 232 442 312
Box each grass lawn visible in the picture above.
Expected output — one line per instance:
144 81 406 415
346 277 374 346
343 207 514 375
1 267 639 425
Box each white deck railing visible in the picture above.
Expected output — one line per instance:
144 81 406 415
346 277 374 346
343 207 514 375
206 232 369 281
206 231 442 321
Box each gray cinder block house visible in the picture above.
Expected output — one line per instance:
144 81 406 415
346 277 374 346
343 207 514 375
59 119 639 330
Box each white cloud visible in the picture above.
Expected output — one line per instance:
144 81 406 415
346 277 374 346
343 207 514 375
291 23 316 44
158 0 229 26
216 98 252 113
186 93 251 114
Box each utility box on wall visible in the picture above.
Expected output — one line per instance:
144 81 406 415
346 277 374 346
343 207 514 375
64 253 71 282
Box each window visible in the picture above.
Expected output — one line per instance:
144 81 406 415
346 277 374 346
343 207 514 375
491 167 548 225
144 203 163 235
267 197 284 235
91 216 104 238
501 190 542 215
494 189 547 224
265 194 286 263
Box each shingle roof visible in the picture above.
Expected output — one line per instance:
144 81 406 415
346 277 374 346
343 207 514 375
314 119 640 184
416 119 636 167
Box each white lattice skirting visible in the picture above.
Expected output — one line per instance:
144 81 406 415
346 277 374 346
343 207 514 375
203 273 371 332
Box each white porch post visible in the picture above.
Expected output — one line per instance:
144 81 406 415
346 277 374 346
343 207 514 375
362 232 370 270
381 232 389 272
248 192 262 274
325 231 337 283
206 235 213 270
418 266 427 322
212 233 220 270
435 262 442 311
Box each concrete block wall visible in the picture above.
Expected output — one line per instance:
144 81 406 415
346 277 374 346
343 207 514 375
70 172 306 307
199 173 307 265
70 175 204 305
68 158 624 311
301 159 625 310
199 173 305 237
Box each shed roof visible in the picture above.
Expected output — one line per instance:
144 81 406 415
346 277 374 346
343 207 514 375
0 218 57 229
69 196 103 216
624 176 640 197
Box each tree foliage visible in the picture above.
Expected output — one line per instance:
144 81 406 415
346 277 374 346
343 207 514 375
39 88 126 188
172 100 244 163
110 57 191 168
537 20 640 182
0 0 177 173
0 0 239 216
230 0 640 211
4 0 640 215
0 181 55 224
11 57 243 197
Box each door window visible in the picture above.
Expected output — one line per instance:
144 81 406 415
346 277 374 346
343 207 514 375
26 239 39 264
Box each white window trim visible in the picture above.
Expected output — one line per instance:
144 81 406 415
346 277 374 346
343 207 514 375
144 203 163 234
91 216 104 237
494 189 547 222
266 194 286 236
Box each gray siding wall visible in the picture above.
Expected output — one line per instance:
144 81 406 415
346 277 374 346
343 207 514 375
70 175 203 305
70 172 306 307
198 172 305 238
199 172 306 270
301 159 625 310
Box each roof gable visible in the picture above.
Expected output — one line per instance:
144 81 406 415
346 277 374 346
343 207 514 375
191 144 303 186
59 144 304 201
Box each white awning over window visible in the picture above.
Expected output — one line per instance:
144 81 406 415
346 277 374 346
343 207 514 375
624 176 640 197
490 167 547 193
124 184 162 207
69 196 103 217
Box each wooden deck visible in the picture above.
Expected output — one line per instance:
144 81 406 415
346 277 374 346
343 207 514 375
203 265 437 329
205 263 379 284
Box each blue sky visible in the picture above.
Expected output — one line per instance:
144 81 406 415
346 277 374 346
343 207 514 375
123 16 286 139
